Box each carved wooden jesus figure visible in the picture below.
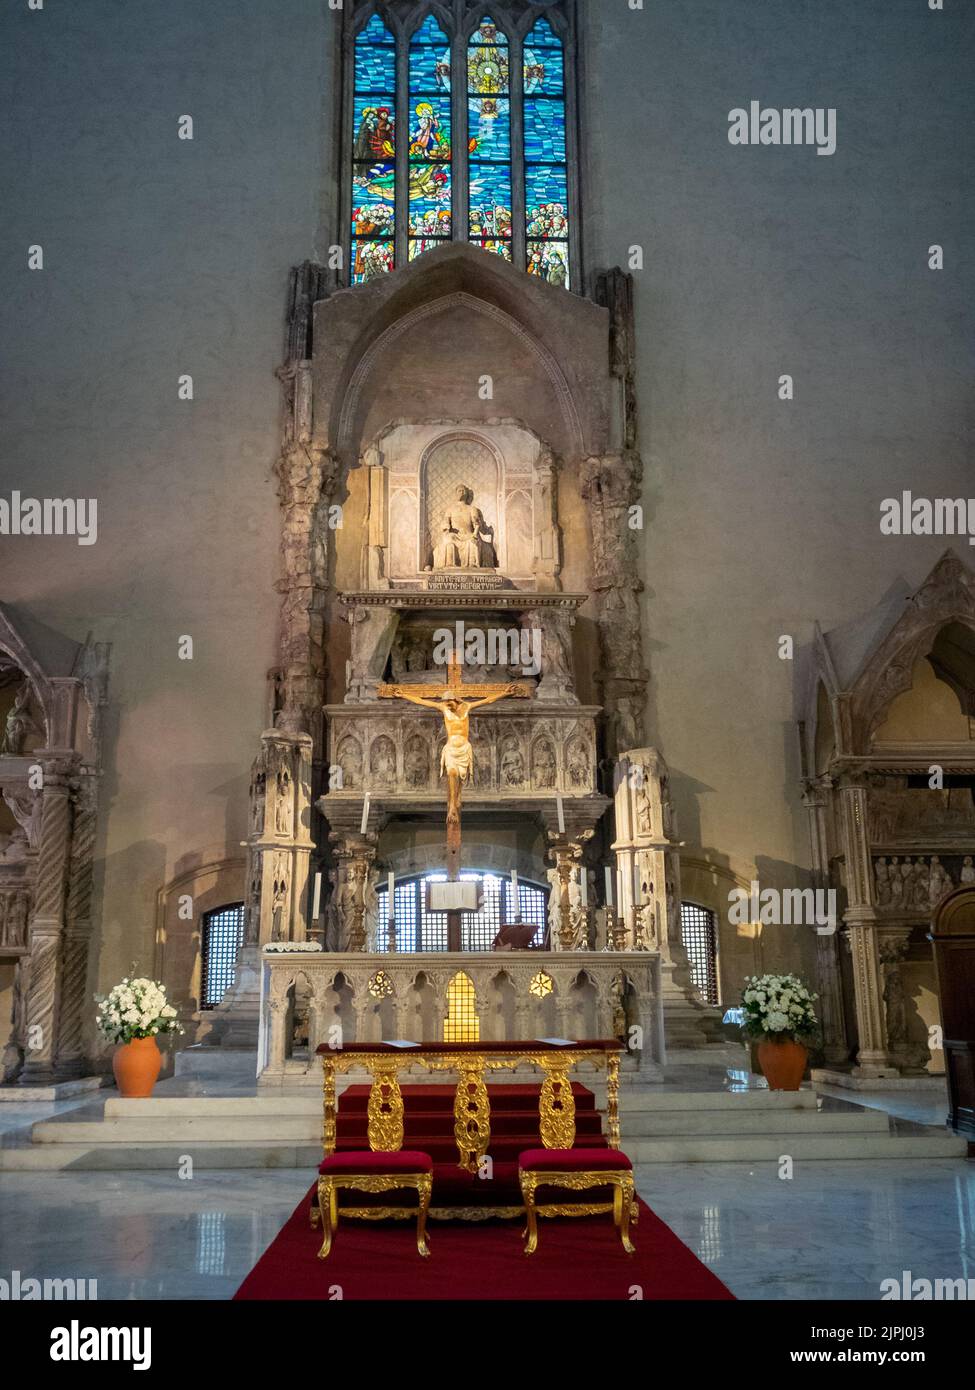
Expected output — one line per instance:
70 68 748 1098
378 656 530 873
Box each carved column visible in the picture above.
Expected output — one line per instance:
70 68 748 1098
613 748 721 1047
54 775 98 1078
532 448 563 592
580 452 648 760
330 833 377 952
839 778 896 1077
802 779 849 1065
20 759 77 1086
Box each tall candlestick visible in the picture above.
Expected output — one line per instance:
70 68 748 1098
360 793 370 835
311 871 322 922
604 865 613 908
556 793 565 833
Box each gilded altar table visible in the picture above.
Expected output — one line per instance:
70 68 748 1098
316 1039 623 1173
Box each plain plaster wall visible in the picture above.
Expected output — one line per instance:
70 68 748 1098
1 1 972 1039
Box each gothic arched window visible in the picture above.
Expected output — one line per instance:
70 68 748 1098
342 2 578 290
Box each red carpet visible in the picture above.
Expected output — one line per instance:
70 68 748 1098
234 1185 735 1301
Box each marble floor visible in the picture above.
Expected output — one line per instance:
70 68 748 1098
0 1157 971 1300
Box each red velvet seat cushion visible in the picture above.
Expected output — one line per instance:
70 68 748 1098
518 1147 632 1172
319 1150 433 1175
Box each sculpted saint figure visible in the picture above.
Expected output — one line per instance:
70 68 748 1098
432 484 497 570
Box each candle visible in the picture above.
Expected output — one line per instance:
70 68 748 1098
556 793 565 833
387 870 395 918
580 867 588 909
604 866 613 908
617 869 625 918
360 793 370 835
510 867 519 918
633 860 642 905
311 871 321 921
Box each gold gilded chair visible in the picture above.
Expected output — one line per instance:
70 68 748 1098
518 1147 636 1254
316 1150 433 1259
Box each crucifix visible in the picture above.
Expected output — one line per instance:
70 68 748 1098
378 655 531 947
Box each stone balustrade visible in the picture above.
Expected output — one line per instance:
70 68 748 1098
257 949 663 1084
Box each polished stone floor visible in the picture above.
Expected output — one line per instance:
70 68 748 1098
0 1157 971 1300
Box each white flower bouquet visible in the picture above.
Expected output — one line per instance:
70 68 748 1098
740 973 818 1041
95 977 183 1045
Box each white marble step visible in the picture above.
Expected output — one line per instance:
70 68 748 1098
628 1132 967 1162
1 1127 965 1170
622 1108 891 1136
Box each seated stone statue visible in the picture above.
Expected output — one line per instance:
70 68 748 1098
432 484 497 570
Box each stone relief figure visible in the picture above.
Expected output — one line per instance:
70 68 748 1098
274 768 292 835
370 736 397 786
3 892 28 948
500 735 525 787
3 789 42 851
900 857 916 906
270 858 289 941
336 736 362 790
404 734 430 789
566 738 590 790
251 771 266 834
473 743 492 788
928 856 954 908
1 682 41 755
324 867 341 952
0 829 29 863
961 855 975 884
911 858 930 910
531 738 557 789
888 856 903 906
431 485 497 570
883 967 907 1044
874 856 891 905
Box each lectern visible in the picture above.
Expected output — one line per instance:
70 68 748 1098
930 886 975 1144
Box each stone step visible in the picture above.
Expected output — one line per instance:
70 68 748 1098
621 1108 891 1136
628 1132 967 1162
1 1127 965 1171
618 1088 818 1112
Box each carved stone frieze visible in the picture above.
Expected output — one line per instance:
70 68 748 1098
323 707 599 798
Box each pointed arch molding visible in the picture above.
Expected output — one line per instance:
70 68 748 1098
851 555 975 748
335 290 584 459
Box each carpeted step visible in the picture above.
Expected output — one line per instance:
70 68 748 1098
337 1082 598 1113
335 1109 605 1140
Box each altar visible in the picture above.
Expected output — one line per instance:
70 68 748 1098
256 948 663 1086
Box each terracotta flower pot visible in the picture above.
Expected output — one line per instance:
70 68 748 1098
757 1037 808 1091
113 1036 162 1098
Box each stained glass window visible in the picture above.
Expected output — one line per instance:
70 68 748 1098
344 5 574 287
350 14 396 284
408 15 452 262
523 17 569 289
467 16 512 261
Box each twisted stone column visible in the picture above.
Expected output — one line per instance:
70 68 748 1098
840 778 896 1076
21 761 77 1086
55 776 98 1077
580 451 648 760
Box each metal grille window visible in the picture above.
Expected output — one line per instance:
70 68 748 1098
679 901 719 1006
377 871 547 952
200 903 245 1009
